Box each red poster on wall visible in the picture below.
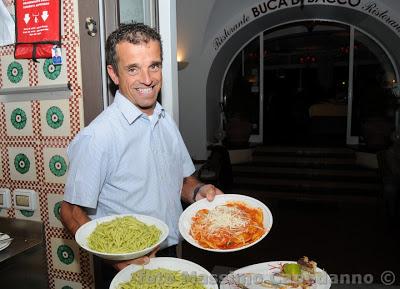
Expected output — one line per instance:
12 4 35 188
14 0 61 60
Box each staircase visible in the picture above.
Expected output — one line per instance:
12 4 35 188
230 146 382 203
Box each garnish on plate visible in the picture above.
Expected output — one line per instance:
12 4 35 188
268 256 319 288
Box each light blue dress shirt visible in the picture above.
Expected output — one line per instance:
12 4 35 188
64 91 195 247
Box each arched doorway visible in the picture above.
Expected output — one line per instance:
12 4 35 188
207 5 400 151
222 20 398 149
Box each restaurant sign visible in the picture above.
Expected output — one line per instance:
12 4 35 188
212 0 400 52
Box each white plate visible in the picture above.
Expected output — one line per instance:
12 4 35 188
0 233 12 252
109 257 218 289
220 261 331 289
179 194 273 252
75 214 169 261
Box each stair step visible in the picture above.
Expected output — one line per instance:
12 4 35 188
227 188 379 204
232 165 379 182
233 176 381 195
251 155 356 169
230 145 381 203
253 146 355 158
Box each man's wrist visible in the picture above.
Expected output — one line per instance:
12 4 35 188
192 183 205 203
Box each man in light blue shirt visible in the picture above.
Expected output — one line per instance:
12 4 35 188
60 23 222 274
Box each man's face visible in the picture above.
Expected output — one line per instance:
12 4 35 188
107 40 162 115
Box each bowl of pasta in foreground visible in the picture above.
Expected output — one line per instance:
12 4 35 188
109 257 218 289
75 213 169 261
179 194 273 252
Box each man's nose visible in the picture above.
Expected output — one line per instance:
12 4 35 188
139 69 152 85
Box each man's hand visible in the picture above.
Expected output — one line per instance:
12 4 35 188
181 176 224 204
110 246 160 271
60 201 91 236
194 184 223 202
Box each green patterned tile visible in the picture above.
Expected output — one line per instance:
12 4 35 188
47 193 64 228
1 56 29 88
38 54 68 85
43 147 68 184
40 99 71 137
54 279 82 289
8 147 37 182
4 102 34 136
51 238 81 273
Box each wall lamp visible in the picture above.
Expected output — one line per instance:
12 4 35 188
177 60 189 71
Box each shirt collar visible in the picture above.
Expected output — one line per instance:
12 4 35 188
114 90 165 124
153 102 166 119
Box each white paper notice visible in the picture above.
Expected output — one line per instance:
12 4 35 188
0 1 15 46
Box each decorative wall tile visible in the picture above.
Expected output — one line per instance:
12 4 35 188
75 46 82 89
0 152 3 180
4 102 34 137
54 278 82 289
37 55 68 86
14 207 41 221
79 97 84 129
73 0 80 36
0 0 87 287
13 189 41 221
43 147 68 184
40 99 71 137
47 193 64 228
28 58 39 86
51 238 81 273
0 56 29 88
8 147 37 182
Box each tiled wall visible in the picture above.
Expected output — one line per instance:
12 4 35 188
0 1 94 288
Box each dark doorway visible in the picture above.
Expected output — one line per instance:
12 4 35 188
222 20 398 150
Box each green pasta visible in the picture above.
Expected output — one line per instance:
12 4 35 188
118 268 207 289
88 216 161 253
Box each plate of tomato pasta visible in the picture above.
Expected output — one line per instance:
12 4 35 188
179 194 273 252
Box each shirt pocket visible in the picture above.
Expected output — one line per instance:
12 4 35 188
158 146 183 197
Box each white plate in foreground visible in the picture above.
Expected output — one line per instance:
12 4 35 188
179 194 273 252
220 261 331 289
0 233 12 252
75 214 169 261
110 257 218 289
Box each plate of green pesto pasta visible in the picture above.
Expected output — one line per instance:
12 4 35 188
75 214 169 261
109 257 219 289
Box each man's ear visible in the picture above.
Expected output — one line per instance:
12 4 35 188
107 65 119 85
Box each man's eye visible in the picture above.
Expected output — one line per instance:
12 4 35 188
150 64 160 71
128 67 137 74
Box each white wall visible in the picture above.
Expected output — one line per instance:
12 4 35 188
177 0 251 160
177 0 216 160
177 0 400 160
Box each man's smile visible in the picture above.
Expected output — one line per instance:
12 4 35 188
136 86 155 95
